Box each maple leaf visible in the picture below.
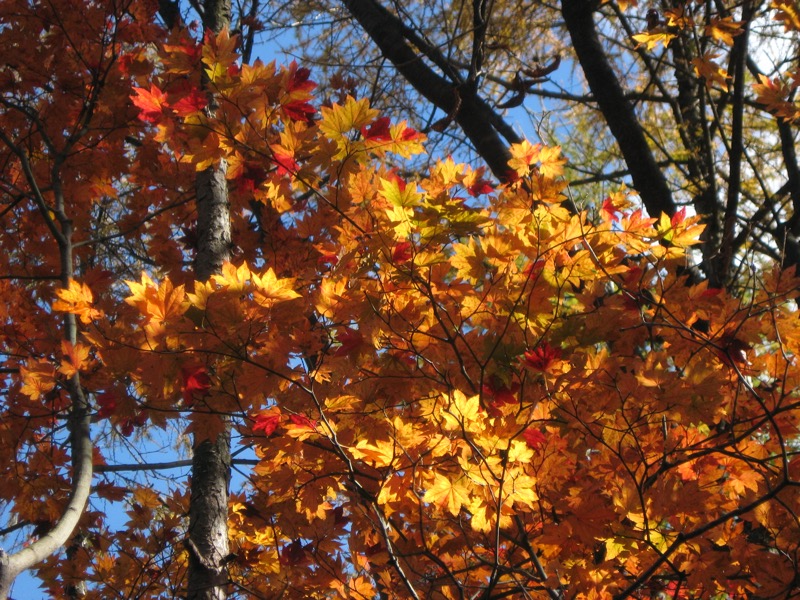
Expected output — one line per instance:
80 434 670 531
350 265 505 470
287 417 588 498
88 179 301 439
181 364 211 407
282 99 316 124
424 473 471 516
656 208 705 248
280 539 310 566
692 54 731 91
252 409 281 437
753 74 798 120
334 327 364 357
19 359 56 399
350 439 397 468
131 84 169 123
772 0 800 31
53 279 104 324
319 96 379 145
286 62 315 94
211 261 251 293
125 273 186 323
95 392 117 419
632 30 676 50
251 267 301 305
467 178 495 197
285 414 318 440
269 144 299 176
391 240 413 264
58 340 91 379
441 390 485 433
202 27 240 83
538 145 567 179
482 379 519 406
523 428 547 449
601 197 621 222
508 140 541 176
361 117 392 142
523 342 562 373
170 87 208 116
705 17 743 45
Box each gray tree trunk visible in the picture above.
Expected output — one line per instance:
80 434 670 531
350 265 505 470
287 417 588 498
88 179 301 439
186 0 233 598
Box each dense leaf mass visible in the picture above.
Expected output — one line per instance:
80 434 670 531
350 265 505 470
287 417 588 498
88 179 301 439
1 1 800 599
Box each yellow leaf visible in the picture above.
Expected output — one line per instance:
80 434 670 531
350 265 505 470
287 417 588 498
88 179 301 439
632 31 676 50
424 473 471 516
20 359 56 399
451 238 487 283
692 54 730 91
315 277 349 320
58 340 91 379
53 279 104 324
347 575 376 599
504 473 538 508
211 261 251 293
506 439 534 464
125 273 186 323
202 28 240 83
538 145 567 179
252 268 301 306
772 0 800 31
380 178 422 208
508 140 541 176
705 17 743 45
350 439 396 468
319 96 378 158
441 390 484 433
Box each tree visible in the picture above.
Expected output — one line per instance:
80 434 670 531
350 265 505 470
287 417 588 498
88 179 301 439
1 1 800 599
269 0 800 289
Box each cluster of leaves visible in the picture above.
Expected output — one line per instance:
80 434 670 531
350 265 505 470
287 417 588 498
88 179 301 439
3 4 800 598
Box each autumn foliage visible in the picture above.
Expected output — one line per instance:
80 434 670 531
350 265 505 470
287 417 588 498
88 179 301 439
2 0 800 598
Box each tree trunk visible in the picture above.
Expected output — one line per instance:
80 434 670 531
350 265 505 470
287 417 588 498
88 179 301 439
342 0 522 182
560 0 676 219
186 0 233 598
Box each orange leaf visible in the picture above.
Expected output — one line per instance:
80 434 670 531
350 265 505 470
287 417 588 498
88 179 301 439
131 84 168 123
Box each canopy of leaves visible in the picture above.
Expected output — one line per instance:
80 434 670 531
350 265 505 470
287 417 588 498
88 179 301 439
256 0 800 288
0 2 799 599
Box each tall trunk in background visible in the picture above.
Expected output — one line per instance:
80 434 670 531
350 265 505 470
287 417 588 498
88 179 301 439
186 0 232 597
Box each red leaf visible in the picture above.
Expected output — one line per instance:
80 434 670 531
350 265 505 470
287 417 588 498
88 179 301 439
317 251 339 268
523 428 547 449
287 63 315 93
120 418 135 437
468 179 495 197
280 539 309 566
671 207 687 227
170 87 208 116
282 99 316 123
334 327 364 357
289 414 316 429
131 84 168 123
270 147 299 176
523 342 562 373
96 392 117 419
252 412 281 436
181 365 211 406
392 241 413 264
400 127 420 141
601 197 620 222
361 117 392 142
482 379 519 406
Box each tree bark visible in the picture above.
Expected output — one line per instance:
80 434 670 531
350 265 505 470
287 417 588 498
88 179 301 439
186 0 233 598
0 141 93 600
561 0 676 219
342 0 522 181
